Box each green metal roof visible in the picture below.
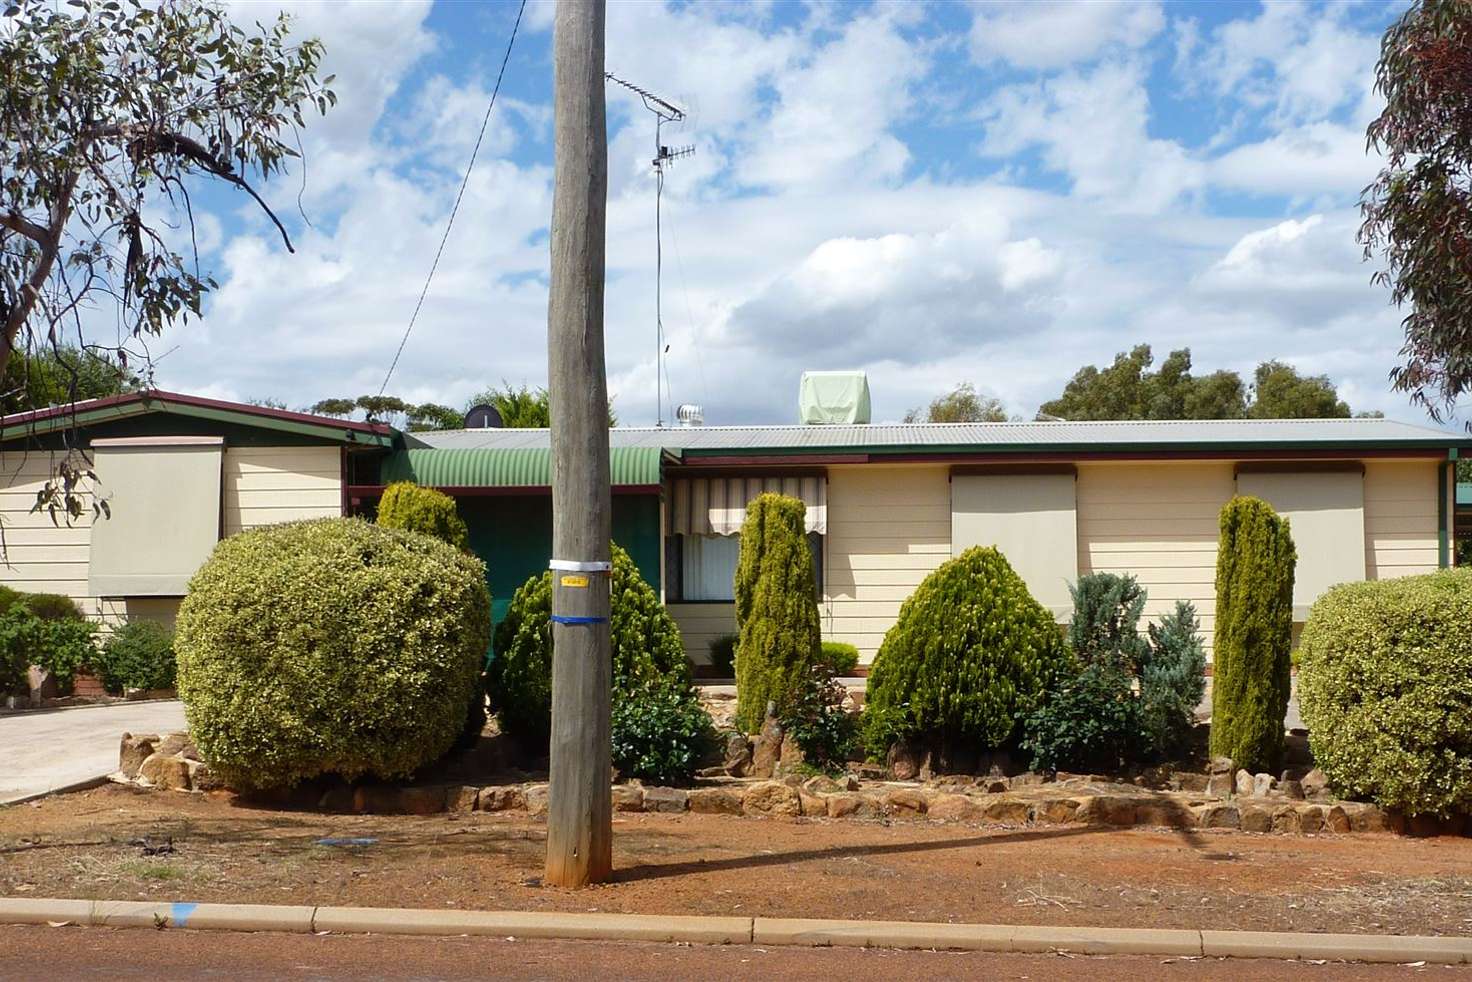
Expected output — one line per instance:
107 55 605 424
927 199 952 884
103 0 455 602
380 446 665 489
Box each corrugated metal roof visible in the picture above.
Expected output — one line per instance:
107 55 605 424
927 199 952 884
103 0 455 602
380 446 665 488
409 417 1468 454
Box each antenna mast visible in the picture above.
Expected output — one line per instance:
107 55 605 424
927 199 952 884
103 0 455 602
606 72 693 427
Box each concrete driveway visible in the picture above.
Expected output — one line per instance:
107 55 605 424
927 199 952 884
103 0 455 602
0 700 185 805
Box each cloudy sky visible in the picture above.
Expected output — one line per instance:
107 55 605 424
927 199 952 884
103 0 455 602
148 0 1424 427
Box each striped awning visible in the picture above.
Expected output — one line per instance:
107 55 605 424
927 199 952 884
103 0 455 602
668 476 826 535
379 447 665 489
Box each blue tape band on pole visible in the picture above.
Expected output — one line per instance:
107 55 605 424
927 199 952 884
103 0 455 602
550 614 609 625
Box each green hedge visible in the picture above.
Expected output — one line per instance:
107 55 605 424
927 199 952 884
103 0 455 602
175 518 490 790
96 620 176 693
1298 570 1472 817
1210 496 1295 774
863 546 1068 755
487 542 688 743
376 481 469 551
0 605 96 694
819 641 860 676
734 493 821 731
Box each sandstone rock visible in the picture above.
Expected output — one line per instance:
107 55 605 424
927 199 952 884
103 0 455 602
26 665 57 702
119 733 160 778
185 760 223 792
1239 805 1274 833
478 786 526 812
1252 773 1276 798
1301 768 1330 798
1235 769 1255 797
927 793 985 822
742 780 801 817
749 718 783 779
612 784 645 813
1173 773 1209 793
445 785 481 813
137 752 190 791
722 732 752 777
1136 800 1195 828
985 779 1010 793
1279 779 1305 800
1337 801 1392 833
643 786 689 814
1194 803 1241 830
826 793 882 820
798 791 827 817
1208 756 1234 775
887 740 924 782
399 786 447 815
802 774 845 795
981 797 1031 824
846 761 887 782
318 786 356 813
1271 806 1302 834
883 787 928 816
1207 773 1234 797
523 784 549 817
1077 796 1137 826
779 731 805 767
1008 772 1045 789
1296 805 1325 834
842 774 860 792
1031 797 1081 825
155 733 194 759
1324 805 1351 834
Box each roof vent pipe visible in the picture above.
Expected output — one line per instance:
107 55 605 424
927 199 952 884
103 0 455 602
675 403 704 427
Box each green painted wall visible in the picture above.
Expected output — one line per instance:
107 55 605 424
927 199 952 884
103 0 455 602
457 494 662 651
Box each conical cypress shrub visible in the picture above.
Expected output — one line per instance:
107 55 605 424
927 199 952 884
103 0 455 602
733 493 821 732
376 481 469 550
1209 495 1295 773
864 546 1069 755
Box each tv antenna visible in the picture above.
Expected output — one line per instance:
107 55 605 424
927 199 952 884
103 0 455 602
606 72 694 427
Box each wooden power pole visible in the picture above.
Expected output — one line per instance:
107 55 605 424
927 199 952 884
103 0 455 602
544 0 612 888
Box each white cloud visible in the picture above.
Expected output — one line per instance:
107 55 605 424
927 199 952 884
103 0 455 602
1210 121 1376 198
969 0 1164 70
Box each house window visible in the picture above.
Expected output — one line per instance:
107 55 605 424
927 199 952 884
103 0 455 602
666 532 823 602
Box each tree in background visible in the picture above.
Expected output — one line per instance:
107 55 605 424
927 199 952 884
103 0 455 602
1 0 333 514
1038 344 1362 420
1359 0 1472 423
307 395 461 431
1210 497 1296 774
903 382 1010 423
1 345 136 415
733 493 821 732
466 382 617 428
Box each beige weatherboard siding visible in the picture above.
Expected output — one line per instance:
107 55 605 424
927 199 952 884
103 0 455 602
1236 466 1367 617
669 602 737 665
0 449 102 618
222 446 343 535
951 470 1077 616
1363 460 1440 579
823 464 952 663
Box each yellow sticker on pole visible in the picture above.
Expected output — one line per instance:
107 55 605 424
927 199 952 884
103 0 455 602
560 574 590 588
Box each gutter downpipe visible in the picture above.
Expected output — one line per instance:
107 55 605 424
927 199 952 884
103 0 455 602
1439 452 1455 568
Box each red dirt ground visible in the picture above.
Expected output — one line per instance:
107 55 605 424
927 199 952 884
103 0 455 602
3 784 1471 938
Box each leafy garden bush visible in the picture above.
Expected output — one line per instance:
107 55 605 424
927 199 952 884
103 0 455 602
610 676 715 786
175 518 490 790
819 641 860 676
1210 496 1295 774
863 546 1068 758
0 604 97 695
734 493 821 731
1022 574 1206 772
1298 570 1472 817
21 591 84 622
780 665 858 773
487 542 687 743
375 481 469 551
708 632 737 677
96 620 176 694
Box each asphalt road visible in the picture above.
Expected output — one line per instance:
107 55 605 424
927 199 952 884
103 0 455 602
0 927 1452 981
0 700 185 804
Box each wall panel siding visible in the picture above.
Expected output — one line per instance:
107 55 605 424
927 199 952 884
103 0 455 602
1363 460 1439 579
669 602 736 666
1077 462 1235 654
823 464 952 664
0 444 343 628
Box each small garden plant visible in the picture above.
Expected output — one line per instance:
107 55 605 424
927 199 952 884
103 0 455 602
733 493 821 731
862 546 1068 759
375 481 469 550
175 518 490 790
1298 569 1472 817
1210 495 1295 774
95 619 176 693
0 591 96 695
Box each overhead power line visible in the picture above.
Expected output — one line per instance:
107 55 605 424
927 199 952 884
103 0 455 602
378 0 528 396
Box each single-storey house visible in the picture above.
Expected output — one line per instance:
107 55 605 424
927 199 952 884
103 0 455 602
2 391 1466 671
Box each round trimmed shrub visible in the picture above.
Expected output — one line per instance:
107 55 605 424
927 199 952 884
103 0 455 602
610 676 715 786
376 481 469 551
863 546 1068 756
1298 569 1472 817
487 542 687 743
96 620 176 693
175 518 490 790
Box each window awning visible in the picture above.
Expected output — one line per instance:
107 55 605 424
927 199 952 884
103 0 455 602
668 476 827 535
379 447 665 490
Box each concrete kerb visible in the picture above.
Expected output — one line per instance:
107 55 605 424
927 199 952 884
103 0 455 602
0 898 1469 964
